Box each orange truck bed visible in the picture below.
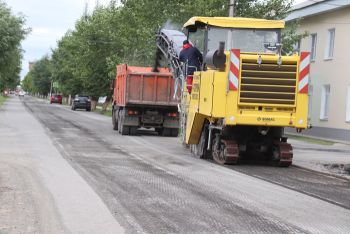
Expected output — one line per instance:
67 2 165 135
114 64 179 107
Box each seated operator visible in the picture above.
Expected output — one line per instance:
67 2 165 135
179 40 203 75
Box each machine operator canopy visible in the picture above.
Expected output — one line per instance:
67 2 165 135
183 17 285 31
183 17 285 54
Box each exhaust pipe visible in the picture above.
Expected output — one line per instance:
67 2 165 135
205 41 226 70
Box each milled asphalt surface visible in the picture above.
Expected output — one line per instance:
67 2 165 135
1 95 350 233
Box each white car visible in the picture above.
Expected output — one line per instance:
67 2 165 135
19 91 25 97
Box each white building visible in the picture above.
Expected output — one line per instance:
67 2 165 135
286 0 350 141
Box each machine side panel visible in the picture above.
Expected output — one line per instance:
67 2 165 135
199 71 214 116
212 71 229 118
185 73 203 144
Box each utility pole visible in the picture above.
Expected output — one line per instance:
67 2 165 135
83 1 89 20
229 0 237 17
227 0 237 48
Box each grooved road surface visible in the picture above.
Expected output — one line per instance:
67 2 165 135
2 96 350 233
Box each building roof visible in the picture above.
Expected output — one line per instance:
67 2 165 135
183 17 285 30
286 0 350 21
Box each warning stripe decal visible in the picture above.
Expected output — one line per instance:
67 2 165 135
299 52 311 93
229 49 240 91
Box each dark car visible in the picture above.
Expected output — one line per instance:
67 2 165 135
50 94 62 104
71 95 91 111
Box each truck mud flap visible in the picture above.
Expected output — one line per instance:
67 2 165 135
163 118 179 128
123 116 139 126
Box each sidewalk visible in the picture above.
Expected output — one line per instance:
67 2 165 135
0 96 124 233
286 131 350 146
289 136 350 179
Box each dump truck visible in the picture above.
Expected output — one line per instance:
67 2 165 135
155 17 310 167
112 64 180 136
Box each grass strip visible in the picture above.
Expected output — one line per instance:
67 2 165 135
94 106 112 117
0 95 9 107
286 134 334 146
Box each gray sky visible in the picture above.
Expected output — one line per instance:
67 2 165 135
7 0 111 79
6 0 306 80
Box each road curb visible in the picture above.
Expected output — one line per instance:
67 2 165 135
292 164 350 181
286 132 350 146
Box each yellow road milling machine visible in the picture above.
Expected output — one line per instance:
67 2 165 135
155 17 310 167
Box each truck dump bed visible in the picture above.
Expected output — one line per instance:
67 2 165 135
114 64 179 107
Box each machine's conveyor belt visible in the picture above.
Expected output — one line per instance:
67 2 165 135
154 29 187 95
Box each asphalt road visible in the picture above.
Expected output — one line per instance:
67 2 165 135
4 96 350 233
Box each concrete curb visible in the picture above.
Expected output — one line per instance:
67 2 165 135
292 164 350 181
286 132 350 146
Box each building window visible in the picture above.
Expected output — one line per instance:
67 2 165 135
325 28 335 59
320 84 330 120
346 85 350 122
310 34 317 61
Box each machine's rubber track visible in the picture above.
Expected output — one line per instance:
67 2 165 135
213 140 239 165
274 140 293 167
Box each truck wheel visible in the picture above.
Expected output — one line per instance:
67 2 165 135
170 128 178 137
118 109 130 135
117 110 122 133
120 125 130 135
112 109 118 130
86 107 91 112
162 128 171 137
129 126 138 136
155 128 163 135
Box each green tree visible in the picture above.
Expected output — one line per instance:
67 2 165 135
235 0 293 19
49 0 301 108
0 1 29 91
28 56 52 96
51 4 125 110
51 32 84 96
72 6 121 100
22 73 35 93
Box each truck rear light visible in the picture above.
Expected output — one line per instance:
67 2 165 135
167 112 178 117
128 110 139 115
186 75 193 94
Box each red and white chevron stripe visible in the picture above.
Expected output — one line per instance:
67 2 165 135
229 49 240 91
298 52 311 94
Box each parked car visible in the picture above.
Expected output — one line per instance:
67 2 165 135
19 91 25 97
71 95 91 111
50 94 62 104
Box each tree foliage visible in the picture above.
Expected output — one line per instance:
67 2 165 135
51 32 83 96
31 0 301 101
0 1 29 91
235 0 293 19
22 72 35 93
27 56 52 96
